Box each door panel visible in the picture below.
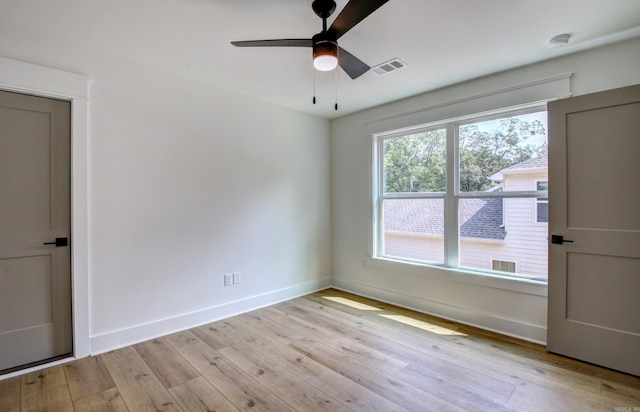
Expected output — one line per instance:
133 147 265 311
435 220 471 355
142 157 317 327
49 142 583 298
566 253 640 334
0 256 53 331
548 84 640 377
0 106 51 232
0 90 72 372
566 101 640 231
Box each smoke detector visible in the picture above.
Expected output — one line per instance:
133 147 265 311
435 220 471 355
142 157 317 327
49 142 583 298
372 58 407 76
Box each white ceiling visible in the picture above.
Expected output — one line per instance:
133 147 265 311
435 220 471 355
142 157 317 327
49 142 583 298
2 0 640 119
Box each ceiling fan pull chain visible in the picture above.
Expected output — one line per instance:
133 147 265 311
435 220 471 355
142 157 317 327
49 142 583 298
334 70 339 110
313 67 317 104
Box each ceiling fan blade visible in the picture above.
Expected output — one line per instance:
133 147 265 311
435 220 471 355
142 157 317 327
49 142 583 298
328 0 389 39
339 47 370 79
231 39 312 47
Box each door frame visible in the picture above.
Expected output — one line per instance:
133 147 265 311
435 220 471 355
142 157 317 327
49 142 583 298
0 57 90 377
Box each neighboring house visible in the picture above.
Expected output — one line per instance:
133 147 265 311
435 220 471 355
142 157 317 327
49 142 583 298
384 156 548 279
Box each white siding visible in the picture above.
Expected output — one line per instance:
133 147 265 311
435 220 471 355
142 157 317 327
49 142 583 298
503 172 548 277
385 233 444 263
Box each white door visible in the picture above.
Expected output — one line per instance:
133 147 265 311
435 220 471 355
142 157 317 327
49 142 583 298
547 84 640 376
0 90 72 372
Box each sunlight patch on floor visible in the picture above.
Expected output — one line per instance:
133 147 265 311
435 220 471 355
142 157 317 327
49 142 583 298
379 314 467 336
321 296 384 311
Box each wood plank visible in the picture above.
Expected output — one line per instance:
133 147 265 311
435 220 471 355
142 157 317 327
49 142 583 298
306 369 410 412
101 346 181 411
219 342 352 412
134 338 199 389
164 330 296 412
508 386 591 412
249 305 517 410
301 291 603 393
288 335 465 411
217 317 410 412
191 323 239 350
266 304 409 376
21 365 74 411
395 364 527 412
72 387 128 412
237 309 306 343
0 375 21 411
278 297 517 402
208 317 327 380
63 355 115 401
601 379 640 406
168 376 239 412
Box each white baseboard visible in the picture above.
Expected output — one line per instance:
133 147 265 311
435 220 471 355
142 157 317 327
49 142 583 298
331 276 547 345
90 277 332 355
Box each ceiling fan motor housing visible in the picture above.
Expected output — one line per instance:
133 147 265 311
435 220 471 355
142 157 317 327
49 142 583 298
312 32 338 63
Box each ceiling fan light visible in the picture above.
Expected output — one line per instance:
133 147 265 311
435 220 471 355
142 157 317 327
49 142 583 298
314 55 338 71
313 39 338 71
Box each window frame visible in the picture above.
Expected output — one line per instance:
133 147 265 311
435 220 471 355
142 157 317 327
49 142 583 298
372 105 549 281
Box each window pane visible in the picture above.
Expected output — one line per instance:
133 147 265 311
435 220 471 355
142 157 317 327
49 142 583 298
383 129 446 193
537 201 549 223
383 198 444 264
459 112 547 192
459 198 548 280
536 180 548 191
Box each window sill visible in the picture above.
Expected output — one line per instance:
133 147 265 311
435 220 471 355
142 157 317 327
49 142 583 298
367 257 548 297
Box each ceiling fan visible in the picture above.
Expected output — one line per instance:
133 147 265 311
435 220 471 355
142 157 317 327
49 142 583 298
231 0 389 80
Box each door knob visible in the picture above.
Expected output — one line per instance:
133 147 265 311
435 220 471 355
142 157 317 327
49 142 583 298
43 237 68 247
551 235 573 245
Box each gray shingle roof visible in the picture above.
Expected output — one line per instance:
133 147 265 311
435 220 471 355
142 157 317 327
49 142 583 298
501 155 547 171
384 198 506 240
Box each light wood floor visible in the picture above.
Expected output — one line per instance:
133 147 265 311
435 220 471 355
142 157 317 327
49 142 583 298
2 289 639 411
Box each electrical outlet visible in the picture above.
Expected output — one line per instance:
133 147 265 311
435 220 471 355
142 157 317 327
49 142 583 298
361 259 367 270
224 273 232 286
233 272 241 284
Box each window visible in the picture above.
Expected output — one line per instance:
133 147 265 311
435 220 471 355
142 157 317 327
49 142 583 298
374 108 549 281
536 181 549 223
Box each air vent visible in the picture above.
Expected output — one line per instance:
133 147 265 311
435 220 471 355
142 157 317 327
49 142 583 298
372 58 407 76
